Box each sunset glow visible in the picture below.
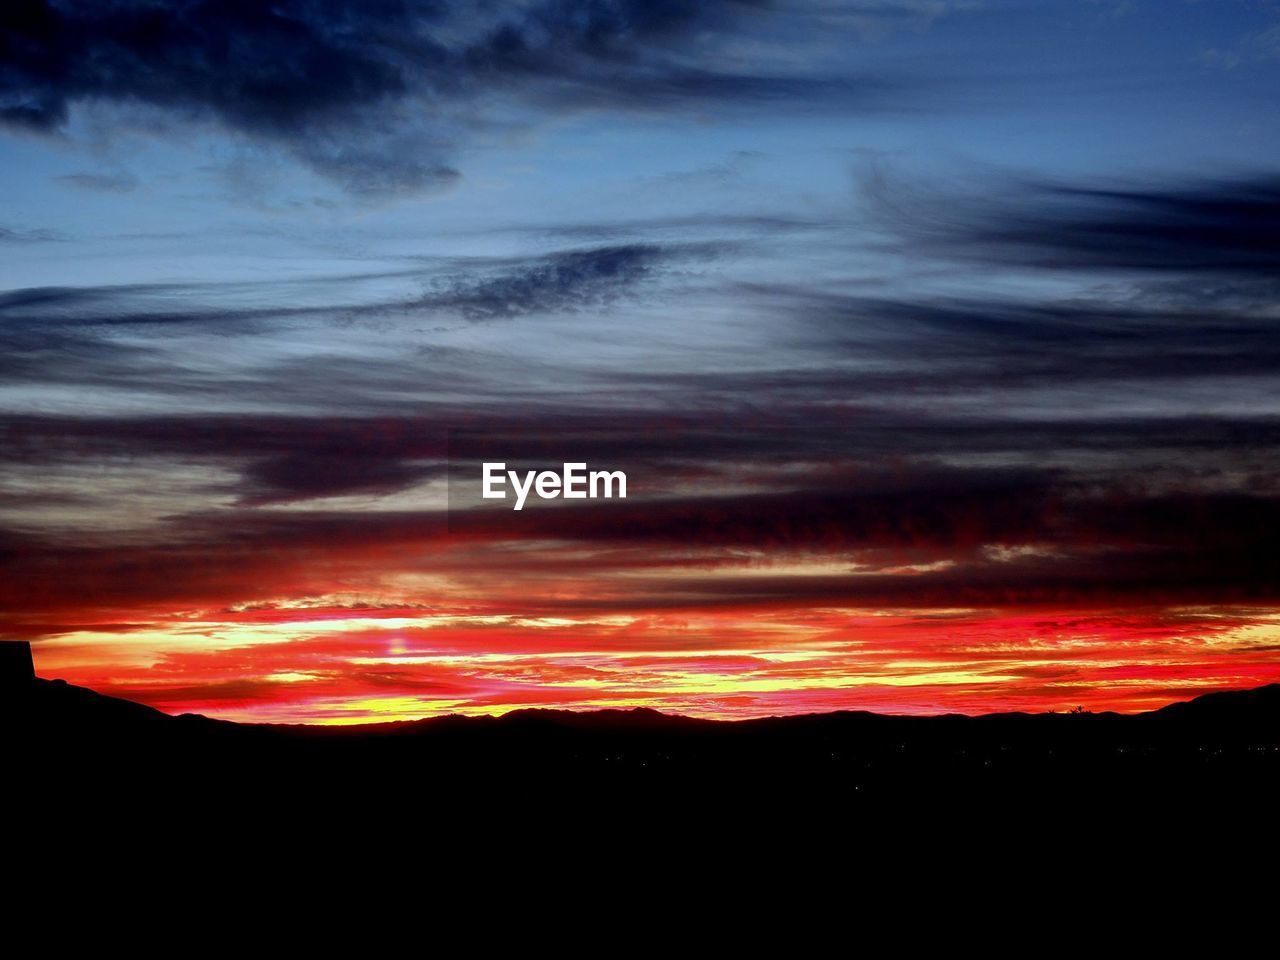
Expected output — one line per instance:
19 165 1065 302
25 574 1280 723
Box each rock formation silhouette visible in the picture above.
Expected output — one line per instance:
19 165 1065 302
0 641 33 693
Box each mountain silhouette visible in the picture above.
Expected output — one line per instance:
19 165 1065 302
5 641 1279 823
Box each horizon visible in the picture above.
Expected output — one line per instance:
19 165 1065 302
12 640 1280 727
4 2 1280 724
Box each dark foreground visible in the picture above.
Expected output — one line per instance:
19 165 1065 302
7 674 1280 818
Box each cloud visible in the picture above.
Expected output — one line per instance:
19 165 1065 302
871 171 1280 276
1199 19 1280 71
2 400 1279 626
53 171 138 193
0 0 922 198
816 170 1280 401
0 240 706 407
4 473 1280 628
0 224 60 242
0 241 698 326
793 290 1280 386
425 243 680 320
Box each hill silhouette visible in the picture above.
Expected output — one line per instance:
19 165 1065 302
6 640 1280 818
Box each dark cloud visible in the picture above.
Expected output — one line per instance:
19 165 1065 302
0 0 426 132
782 289 1280 387
1 394 1278 634
874 171 1280 277
5 399 1280 514
0 280 263 320
0 326 175 389
5 458 1280 625
426 243 677 320
0 224 60 242
239 452 442 505
0 412 453 504
5 377 1280 499
0 0 903 197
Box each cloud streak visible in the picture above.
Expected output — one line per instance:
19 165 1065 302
871 171 1280 278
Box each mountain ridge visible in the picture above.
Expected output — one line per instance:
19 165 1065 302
8 672 1280 811
10 673 1280 733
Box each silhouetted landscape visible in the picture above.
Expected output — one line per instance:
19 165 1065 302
6 643 1279 818
9 4 1280 858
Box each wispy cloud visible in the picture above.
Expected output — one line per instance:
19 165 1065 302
53 171 139 193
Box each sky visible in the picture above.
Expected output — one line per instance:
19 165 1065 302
4 0 1280 723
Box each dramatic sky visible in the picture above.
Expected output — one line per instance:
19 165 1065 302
4 0 1280 723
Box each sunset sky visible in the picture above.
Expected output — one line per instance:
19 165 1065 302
4 0 1280 723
